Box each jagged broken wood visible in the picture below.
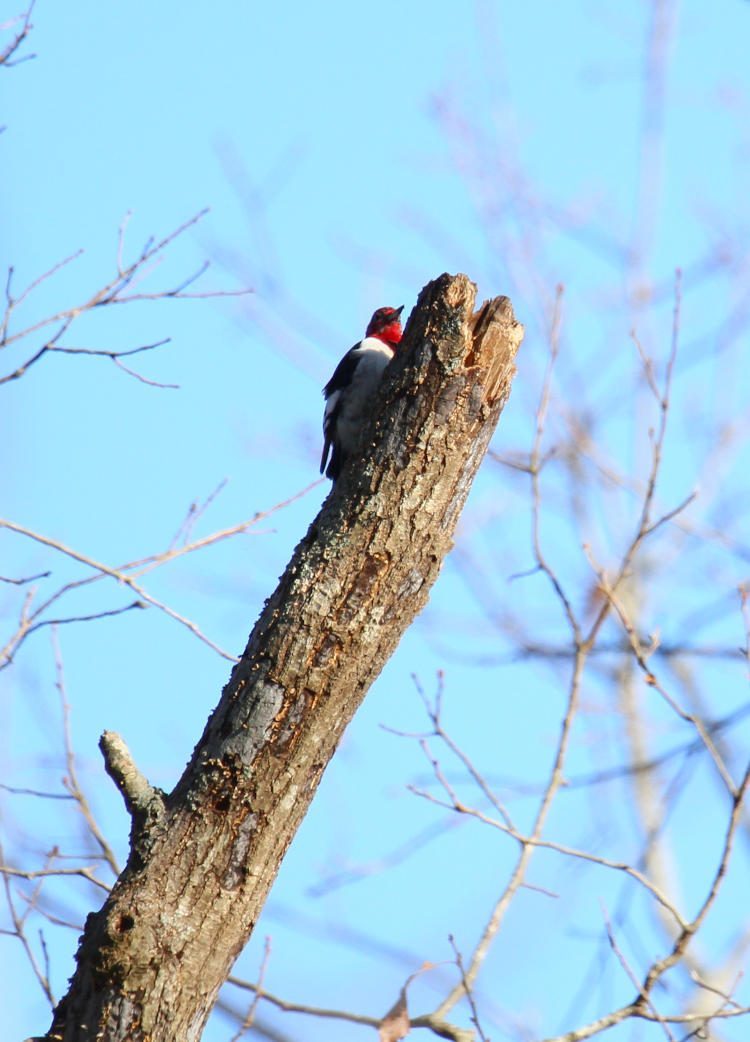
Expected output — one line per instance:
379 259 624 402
45 273 524 1042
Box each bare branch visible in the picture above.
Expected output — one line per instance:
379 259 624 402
0 479 321 670
639 758 750 997
583 542 737 795
0 569 50 585
48 338 178 389
0 841 55 1007
601 903 677 1042
100 731 161 822
228 936 272 1042
0 211 251 387
0 0 35 68
226 975 384 1030
0 517 238 662
226 975 475 1042
529 283 582 642
1 864 110 894
53 632 121 877
448 936 489 1042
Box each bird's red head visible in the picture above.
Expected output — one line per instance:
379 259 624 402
366 305 404 346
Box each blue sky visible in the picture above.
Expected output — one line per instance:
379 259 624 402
4 1 750 1040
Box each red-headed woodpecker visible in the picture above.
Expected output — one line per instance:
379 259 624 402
320 305 404 481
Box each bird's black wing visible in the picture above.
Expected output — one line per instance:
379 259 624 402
322 344 361 398
320 345 361 476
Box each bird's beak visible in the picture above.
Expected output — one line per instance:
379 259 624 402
394 305 404 318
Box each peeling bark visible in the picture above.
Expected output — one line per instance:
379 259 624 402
44 273 524 1042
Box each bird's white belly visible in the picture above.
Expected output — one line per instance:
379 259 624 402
333 342 392 452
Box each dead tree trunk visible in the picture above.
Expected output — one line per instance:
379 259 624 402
45 273 523 1042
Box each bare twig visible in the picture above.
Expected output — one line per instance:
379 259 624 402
530 283 581 641
0 0 35 68
448 936 489 1042
49 339 179 389
639 759 750 998
583 542 737 795
0 518 238 662
169 478 230 550
226 975 383 1029
409 777 687 929
228 936 272 1042
0 211 252 387
53 631 121 876
0 480 321 669
1 864 110 894
0 841 55 1007
0 569 50 585
226 974 474 1042
601 903 676 1042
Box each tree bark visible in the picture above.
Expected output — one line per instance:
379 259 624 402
44 273 523 1042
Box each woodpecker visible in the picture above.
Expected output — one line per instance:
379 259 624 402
320 305 404 481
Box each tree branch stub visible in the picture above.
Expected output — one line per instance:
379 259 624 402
99 730 163 821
